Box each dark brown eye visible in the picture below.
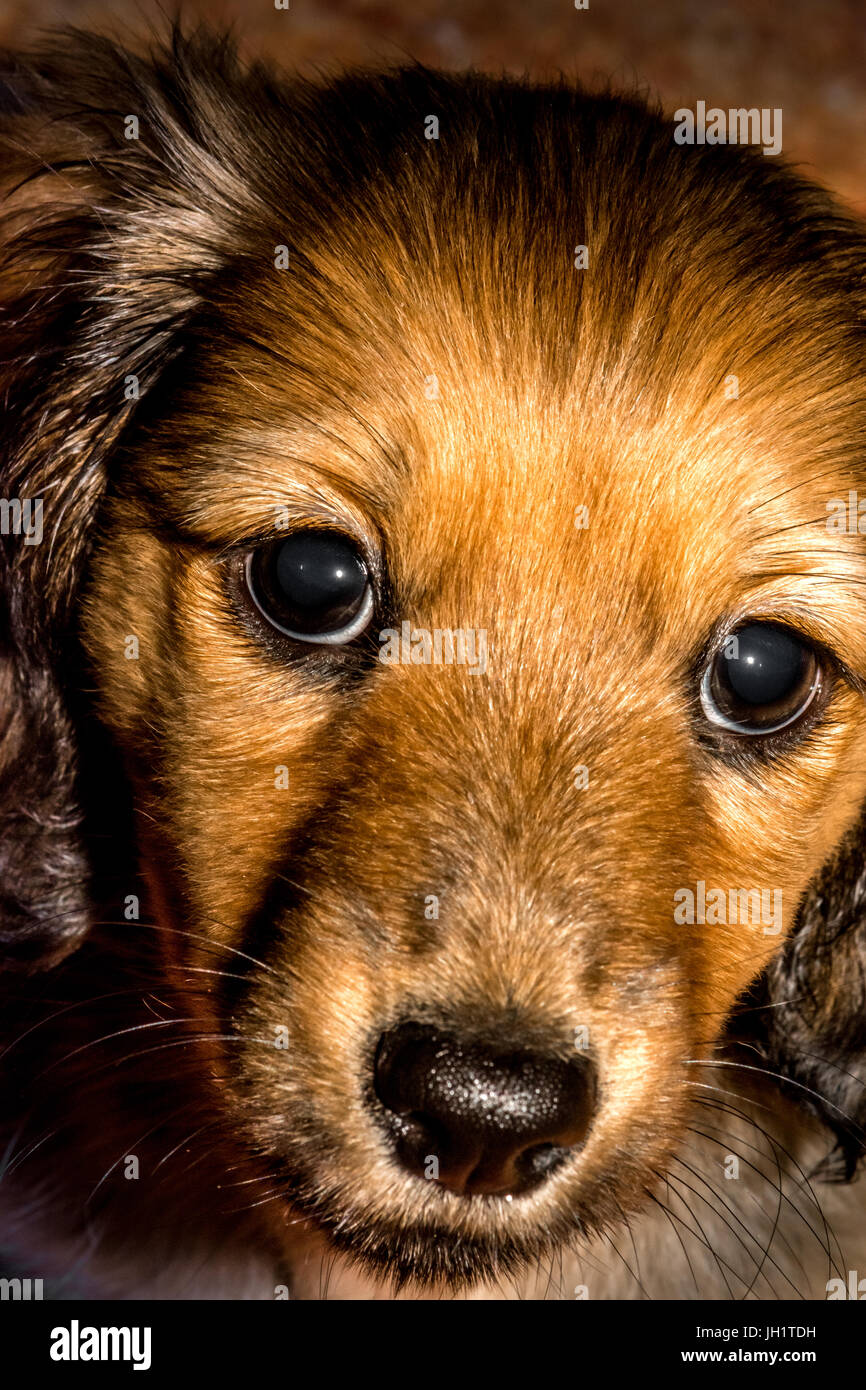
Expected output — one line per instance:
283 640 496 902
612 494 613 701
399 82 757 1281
246 530 373 644
700 622 822 735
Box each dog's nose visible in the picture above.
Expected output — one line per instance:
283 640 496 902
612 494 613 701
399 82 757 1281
373 1023 596 1197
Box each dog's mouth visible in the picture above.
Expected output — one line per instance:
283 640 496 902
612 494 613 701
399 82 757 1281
260 1118 599 1290
259 1103 676 1292
279 1176 585 1290
232 1018 674 1290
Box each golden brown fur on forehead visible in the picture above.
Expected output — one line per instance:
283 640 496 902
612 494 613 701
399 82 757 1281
102 59 866 554
112 143 866 705
121 300 866 707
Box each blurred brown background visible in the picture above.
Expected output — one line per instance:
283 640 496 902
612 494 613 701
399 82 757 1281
0 0 863 211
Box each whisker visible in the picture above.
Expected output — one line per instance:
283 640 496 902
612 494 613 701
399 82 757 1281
680 1122 827 1293
645 1177 737 1296
667 1154 798 1298
684 1058 866 1138
152 1120 219 1175
691 1094 845 1279
644 1185 701 1295
35 1018 199 1080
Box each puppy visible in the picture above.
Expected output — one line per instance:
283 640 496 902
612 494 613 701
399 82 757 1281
1 29 866 1300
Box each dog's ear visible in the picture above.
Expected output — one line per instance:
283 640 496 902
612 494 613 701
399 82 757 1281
745 813 866 1178
0 30 270 969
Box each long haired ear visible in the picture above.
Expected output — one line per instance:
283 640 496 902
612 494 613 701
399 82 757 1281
0 28 271 969
745 813 866 1178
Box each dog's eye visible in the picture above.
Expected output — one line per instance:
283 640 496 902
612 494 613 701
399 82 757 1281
245 531 373 644
700 622 822 735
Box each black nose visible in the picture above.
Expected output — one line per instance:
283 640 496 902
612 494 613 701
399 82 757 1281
373 1023 597 1197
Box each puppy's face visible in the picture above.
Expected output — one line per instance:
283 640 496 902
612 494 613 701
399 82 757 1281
34 63 866 1285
